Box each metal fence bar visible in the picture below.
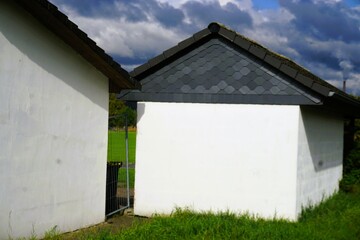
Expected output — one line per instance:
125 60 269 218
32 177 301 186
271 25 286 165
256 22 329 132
125 115 130 208
106 113 131 218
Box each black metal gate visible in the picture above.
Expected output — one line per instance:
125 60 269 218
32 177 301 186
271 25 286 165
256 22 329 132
106 114 132 217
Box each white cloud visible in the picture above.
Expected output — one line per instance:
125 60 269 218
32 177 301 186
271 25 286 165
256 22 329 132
122 64 141 72
51 0 360 94
328 78 360 95
312 0 342 4
61 14 186 59
345 73 360 95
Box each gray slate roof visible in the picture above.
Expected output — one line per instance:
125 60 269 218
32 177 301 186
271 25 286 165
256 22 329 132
120 22 360 116
121 38 320 105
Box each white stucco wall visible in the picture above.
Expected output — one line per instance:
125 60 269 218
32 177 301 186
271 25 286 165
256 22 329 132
295 107 343 216
0 2 109 238
135 102 301 220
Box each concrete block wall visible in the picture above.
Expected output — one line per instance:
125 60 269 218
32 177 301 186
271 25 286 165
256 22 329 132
295 107 343 216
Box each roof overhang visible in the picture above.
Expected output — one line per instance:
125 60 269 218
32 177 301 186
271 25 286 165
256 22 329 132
14 0 140 92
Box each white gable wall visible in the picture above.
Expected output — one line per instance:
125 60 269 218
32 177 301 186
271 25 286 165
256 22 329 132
295 107 343 217
135 102 300 220
0 2 108 238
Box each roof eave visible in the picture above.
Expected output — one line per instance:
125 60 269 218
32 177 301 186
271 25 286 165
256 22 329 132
15 0 136 91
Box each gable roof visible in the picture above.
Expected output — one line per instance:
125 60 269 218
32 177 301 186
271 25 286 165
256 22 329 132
121 38 322 105
14 0 139 92
121 22 360 117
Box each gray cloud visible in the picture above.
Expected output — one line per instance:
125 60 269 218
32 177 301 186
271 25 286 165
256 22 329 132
279 0 360 43
272 0 360 93
183 1 252 29
146 1 185 27
52 0 184 24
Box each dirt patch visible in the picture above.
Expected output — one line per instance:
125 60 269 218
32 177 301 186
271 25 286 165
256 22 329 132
61 212 149 239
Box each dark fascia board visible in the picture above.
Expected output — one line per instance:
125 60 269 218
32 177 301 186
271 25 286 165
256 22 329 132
120 92 319 106
131 22 359 108
15 0 138 92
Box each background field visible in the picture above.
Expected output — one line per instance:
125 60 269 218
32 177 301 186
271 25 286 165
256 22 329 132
108 130 136 188
117 168 135 189
107 130 136 163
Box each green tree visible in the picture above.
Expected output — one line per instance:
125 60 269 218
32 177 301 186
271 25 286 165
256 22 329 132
109 93 136 128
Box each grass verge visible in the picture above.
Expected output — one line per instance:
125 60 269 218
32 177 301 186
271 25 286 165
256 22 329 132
58 184 360 240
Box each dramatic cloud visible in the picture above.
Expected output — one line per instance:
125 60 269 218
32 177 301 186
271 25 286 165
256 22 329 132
280 0 360 42
274 0 360 93
182 1 252 28
49 0 360 95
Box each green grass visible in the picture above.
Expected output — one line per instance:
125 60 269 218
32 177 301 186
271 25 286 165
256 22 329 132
108 130 136 163
117 168 135 189
82 131 360 239
65 186 360 240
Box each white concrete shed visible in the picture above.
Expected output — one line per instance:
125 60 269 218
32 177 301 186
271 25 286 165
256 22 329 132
120 23 360 220
0 0 136 238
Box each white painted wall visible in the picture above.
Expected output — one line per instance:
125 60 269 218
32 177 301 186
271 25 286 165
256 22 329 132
295 107 343 216
0 2 109 238
135 102 300 220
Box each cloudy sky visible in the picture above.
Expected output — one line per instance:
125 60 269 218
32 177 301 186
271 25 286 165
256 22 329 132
49 0 360 95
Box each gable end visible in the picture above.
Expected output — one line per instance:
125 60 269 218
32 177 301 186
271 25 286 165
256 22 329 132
121 38 322 105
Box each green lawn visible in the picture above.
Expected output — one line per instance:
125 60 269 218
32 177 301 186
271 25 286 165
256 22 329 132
115 188 360 240
108 130 136 189
57 186 360 240
117 168 135 189
108 130 136 163
60 131 360 239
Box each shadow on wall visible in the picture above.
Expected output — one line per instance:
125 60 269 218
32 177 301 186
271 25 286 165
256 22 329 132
137 103 146 123
0 1 108 111
301 106 343 172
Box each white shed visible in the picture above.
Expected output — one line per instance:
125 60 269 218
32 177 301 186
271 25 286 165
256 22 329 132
120 23 360 220
0 0 136 238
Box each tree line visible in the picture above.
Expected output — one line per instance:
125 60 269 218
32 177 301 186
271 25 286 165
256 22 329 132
109 93 136 128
